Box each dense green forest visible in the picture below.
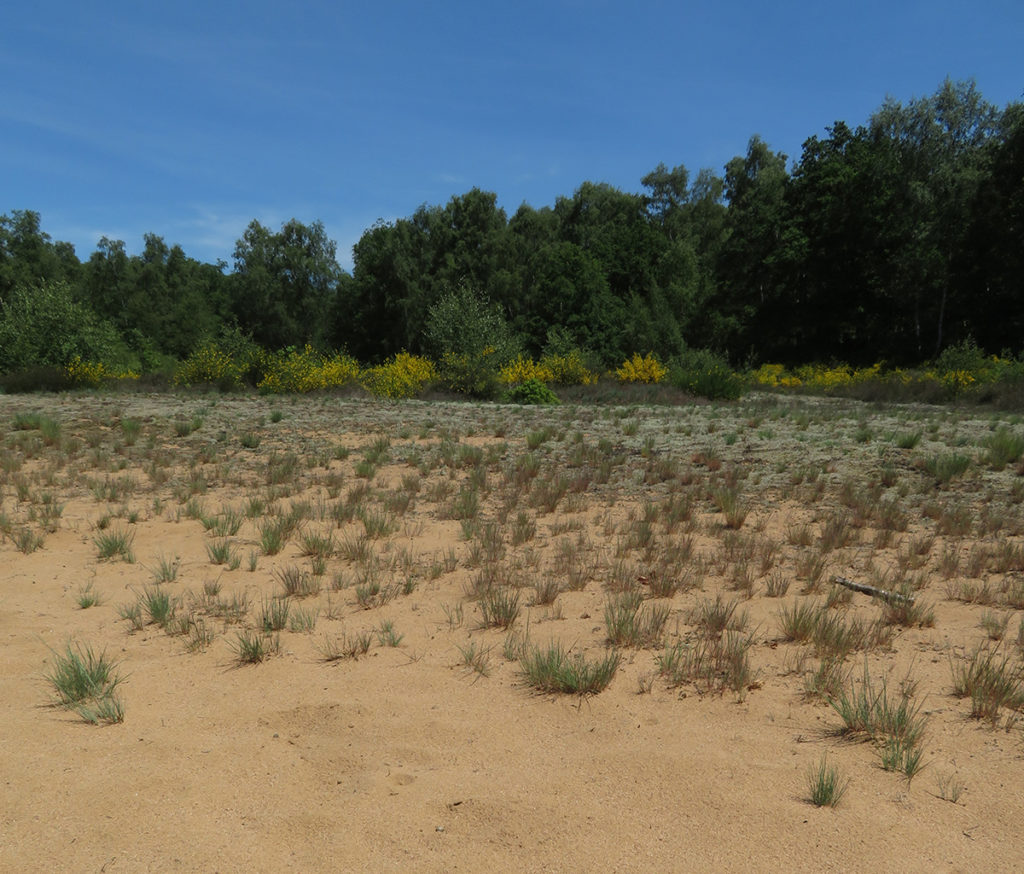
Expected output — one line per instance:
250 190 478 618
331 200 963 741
1 80 1021 382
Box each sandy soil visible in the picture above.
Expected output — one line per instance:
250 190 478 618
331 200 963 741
2 391 1023 872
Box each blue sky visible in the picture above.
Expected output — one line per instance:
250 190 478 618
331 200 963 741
4 1 1022 271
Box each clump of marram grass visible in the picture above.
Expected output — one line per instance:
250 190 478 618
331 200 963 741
44 642 124 725
519 642 620 695
982 427 1024 470
658 631 757 698
604 593 670 648
259 596 291 632
316 630 372 661
274 564 320 598
479 586 521 629
829 662 927 779
232 630 279 664
949 644 1024 721
457 640 492 677
807 755 849 807
94 526 135 562
76 582 102 609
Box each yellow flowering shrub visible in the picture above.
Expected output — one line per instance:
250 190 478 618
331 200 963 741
175 343 249 388
258 346 360 393
541 351 598 385
751 363 801 388
499 355 555 386
499 351 598 387
360 352 436 399
615 353 667 384
65 356 139 386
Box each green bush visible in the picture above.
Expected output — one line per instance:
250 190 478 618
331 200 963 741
669 347 744 400
505 378 559 405
0 281 135 373
425 284 521 397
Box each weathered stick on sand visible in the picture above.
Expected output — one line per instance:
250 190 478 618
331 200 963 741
831 575 915 605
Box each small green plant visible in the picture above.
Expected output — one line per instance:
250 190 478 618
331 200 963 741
288 605 319 633
457 640 491 676
375 619 403 647
44 642 124 725
807 755 849 807
479 587 521 629
206 538 236 566
505 378 559 405
829 663 927 769
441 601 464 630
711 485 748 529
519 642 620 695
76 582 102 609
982 427 1024 470
894 431 922 450
232 630 278 664
259 597 291 632
922 452 971 485
274 565 320 598
316 630 372 661
45 641 122 706
950 644 1024 720
934 771 966 804
140 586 177 627
13 526 44 554
150 553 180 584
94 526 135 562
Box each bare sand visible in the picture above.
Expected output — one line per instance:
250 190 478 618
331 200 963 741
2 392 1022 872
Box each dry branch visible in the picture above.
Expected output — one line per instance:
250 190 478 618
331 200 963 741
831 575 915 605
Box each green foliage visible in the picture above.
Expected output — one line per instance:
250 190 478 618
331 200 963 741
505 378 559 405
519 642 621 695
807 755 849 807
669 347 744 399
425 284 521 397
0 280 134 373
174 327 265 389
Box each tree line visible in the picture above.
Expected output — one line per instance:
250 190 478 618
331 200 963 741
1 78 1021 377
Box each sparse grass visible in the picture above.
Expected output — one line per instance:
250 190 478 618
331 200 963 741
232 630 279 664
45 641 122 708
934 771 966 804
829 663 927 767
316 630 372 661
259 597 291 632
690 594 749 637
13 526 45 554
950 644 1024 721
711 484 748 529
206 538 237 566
140 586 177 627
983 427 1024 470
881 590 935 628
456 640 491 677
807 755 849 807
288 605 319 633
894 431 922 450
479 587 521 629
94 527 135 562
604 593 670 648
375 619 403 647
658 630 756 697
76 582 102 609
274 565 320 598
519 642 621 695
258 517 290 555
922 452 971 485
150 553 180 584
